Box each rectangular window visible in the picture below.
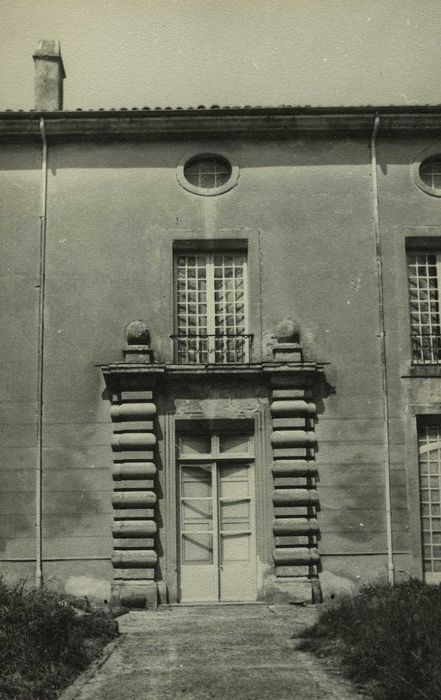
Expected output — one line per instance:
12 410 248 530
417 419 441 582
408 252 441 364
173 251 251 364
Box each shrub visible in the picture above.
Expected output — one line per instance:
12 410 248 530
0 578 118 700
299 579 441 699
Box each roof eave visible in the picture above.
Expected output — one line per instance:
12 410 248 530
2 107 441 139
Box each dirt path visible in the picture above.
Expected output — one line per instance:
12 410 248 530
66 604 365 700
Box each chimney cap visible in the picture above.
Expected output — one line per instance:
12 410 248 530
33 40 66 79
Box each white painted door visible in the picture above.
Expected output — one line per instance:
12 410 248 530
179 461 257 602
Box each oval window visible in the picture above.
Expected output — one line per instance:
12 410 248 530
177 153 239 196
412 152 441 197
184 155 232 189
419 156 441 191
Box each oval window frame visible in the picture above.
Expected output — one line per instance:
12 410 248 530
177 152 239 196
412 149 441 198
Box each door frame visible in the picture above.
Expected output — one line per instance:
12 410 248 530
161 412 272 604
177 458 257 602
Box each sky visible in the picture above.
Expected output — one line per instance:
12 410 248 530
1 0 441 110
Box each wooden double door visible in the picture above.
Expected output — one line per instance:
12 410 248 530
178 460 257 602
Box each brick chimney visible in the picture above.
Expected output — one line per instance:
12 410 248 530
33 40 66 111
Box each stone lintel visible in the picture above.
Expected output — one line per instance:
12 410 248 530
99 362 327 385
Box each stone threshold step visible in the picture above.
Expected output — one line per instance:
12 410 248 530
168 601 269 607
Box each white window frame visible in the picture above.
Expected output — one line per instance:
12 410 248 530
176 152 239 197
418 420 441 583
173 250 250 364
412 149 441 198
407 251 441 364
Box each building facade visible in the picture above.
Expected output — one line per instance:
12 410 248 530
2 42 441 607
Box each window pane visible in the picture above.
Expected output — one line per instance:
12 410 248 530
181 465 211 489
419 420 441 578
175 250 248 363
220 500 250 522
222 464 251 480
182 499 212 522
180 435 211 455
408 252 441 364
420 157 441 190
219 434 250 454
221 533 250 562
184 156 232 189
200 174 214 188
182 479 211 498
182 534 213 563
221 481 249 499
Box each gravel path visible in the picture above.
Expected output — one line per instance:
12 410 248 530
65 604 366 700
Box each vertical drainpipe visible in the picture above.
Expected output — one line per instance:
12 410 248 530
371 113 394 585
35 117 48 587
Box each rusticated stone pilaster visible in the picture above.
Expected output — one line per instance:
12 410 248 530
110 389 159 606
269 361 322 602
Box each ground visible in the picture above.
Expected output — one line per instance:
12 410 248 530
61 603 366 700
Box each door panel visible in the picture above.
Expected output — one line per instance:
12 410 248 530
219 463 256 601
179 464 218 601
178 461 257 602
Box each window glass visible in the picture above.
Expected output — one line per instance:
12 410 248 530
181 473 211 498
420 157 441 191
174 251 249 364
408 252 441 364
220 479 249 499
221 534 250 562
219 434 250 454
179 435 211 455
184 156 231 190
182 500 212 522
182 533 213 563
418 420 441 577
220 500 250 522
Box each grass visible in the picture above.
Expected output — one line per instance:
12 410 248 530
0 577 119 700
298 579 441 699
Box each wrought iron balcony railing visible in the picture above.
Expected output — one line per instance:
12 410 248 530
171 333 253 365
411 334 441 365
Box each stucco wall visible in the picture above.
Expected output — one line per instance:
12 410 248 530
1 128 435 598
377 134 441 581
0 144 41 582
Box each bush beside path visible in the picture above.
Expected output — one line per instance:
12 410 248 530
300 579 441 700
0 578 118 699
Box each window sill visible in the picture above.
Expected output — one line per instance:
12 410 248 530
402 365 441 378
